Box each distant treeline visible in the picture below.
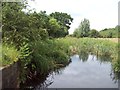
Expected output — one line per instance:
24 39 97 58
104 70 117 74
72 18 119 38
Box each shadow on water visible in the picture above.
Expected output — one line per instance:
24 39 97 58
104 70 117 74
79 51 89 62
97 55 112 63
79 51 112 63
21 52 119 89
21 61 72 89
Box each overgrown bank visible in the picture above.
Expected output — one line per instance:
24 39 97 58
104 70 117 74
58 37 119 73
2 1 73 85
1 39 71 84
2 37 120 85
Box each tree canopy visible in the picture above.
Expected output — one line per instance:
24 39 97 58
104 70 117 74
2 2 73 46
50 12 73 36
88 29 100 38
73 18 118 38
73 18 90 37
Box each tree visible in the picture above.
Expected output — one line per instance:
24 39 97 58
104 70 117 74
73 18 90 37
2 2 50 46
89 29 100 38
107 32 112 38
73 28 81 38
79 18 90 37
2 2 29 46
50 12 73 36
47 18 60 38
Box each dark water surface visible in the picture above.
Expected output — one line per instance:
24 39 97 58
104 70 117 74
26 54 119 88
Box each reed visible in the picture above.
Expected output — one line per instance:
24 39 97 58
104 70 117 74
56 37 119 73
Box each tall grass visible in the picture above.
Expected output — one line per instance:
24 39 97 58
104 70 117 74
2 43 21 66
28 39 70 76
113 42 120 73
59 37 117 55
57 37 119 72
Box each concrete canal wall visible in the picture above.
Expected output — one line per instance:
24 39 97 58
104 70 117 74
0 61 19 89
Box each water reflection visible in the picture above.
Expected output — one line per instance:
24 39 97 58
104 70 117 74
79 51 89 62
23 54 119 89
110 70 119 84
21 63 70 89
97 55 112 63
78 51 112 64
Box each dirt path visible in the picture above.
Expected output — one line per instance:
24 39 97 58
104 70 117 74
96 38 119 43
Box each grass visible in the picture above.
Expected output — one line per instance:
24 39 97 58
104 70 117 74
113 42 120 73
28 39 70 75
57 37 119 72
57 37 117 53
1 43 21 67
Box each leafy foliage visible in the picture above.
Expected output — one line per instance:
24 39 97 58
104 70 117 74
47 18 60 38
73 18 90 37
99 27 118 38
2 43 20 66
2 1 73 84
50 12 73 36
73 19 118 38
88 29 100 38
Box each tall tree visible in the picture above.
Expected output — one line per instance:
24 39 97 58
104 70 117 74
2 2 29 46
73 18 90 37
50 12 73 36
79 18 90 37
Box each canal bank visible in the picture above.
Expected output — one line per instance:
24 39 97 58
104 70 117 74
1 61 19 89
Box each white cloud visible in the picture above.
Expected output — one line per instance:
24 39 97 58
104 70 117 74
27 0 119 34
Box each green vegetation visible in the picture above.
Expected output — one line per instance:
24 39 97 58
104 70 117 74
113 42 120 73
99 26 118 38
88 29 100 38
57 37 119 72
29 40 70 73
73 18 90 37
2 1 73 84
1 43 20 66
50 12 73 37
73 19 119 38
1 1 119 86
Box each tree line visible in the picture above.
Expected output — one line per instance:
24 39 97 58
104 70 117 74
73 18 119 38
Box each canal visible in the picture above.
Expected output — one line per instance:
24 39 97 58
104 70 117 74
26 54 118 89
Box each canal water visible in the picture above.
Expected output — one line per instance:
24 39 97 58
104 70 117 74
30 54 118 89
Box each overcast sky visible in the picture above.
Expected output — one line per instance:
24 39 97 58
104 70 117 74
28 0 119 34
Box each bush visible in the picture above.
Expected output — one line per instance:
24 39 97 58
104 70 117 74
27 39 70 75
